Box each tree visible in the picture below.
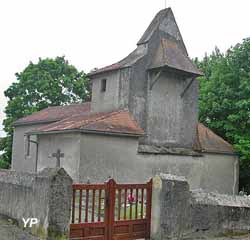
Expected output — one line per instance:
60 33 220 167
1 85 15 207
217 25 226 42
0 56 90 168
196 39 250 191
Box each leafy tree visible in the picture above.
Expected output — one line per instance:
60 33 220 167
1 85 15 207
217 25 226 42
0 56 90 168
196 39 250 191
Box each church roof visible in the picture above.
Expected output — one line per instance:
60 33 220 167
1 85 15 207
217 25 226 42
88 47 146 76
194 123 235 154
149 38 203 76
15 102 234 154
138 8 174 45
88 8 202 77
13 102 91 126
28 110 145 137
139 123 235 155
145 8 202 76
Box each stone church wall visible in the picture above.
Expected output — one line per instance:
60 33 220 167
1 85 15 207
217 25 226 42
79 133 238 194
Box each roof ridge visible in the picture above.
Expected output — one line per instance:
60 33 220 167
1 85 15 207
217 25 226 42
47 102 90 109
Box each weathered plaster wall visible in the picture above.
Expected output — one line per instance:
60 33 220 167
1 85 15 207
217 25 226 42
199 153 239 195
128 56 148 131
148 72 182 145
91 68 130 113
151 174 250 240
79 133 238 194
0 168 72 239
12 123 47 172
37 133 81 182
146 71 198 147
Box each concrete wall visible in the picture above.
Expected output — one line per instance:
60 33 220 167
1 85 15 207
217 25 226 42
0 168 72 239
91 68 130 113
151 174 250 239
12 123 47 172
79 133 238 194
37 133 81 182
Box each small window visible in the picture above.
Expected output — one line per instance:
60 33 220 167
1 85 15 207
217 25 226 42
101 79 107 92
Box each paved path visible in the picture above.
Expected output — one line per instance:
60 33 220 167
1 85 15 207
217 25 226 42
0 216 39 240
0 214 250 240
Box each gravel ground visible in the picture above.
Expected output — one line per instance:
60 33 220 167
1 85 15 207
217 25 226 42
0 214 249 240
0 216 39 240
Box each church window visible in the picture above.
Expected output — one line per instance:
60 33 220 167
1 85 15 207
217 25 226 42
101 79 107 92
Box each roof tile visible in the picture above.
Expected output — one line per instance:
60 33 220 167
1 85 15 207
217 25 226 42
194 123 235 154
14 102 91 126
29 110 145 136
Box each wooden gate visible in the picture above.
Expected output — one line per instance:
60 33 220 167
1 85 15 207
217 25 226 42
70 178 152 240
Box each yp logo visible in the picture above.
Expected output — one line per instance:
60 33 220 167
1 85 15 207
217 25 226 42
22 218 39 228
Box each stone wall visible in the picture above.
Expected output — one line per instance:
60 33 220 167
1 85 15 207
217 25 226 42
0 168 72 239
152 174 250 240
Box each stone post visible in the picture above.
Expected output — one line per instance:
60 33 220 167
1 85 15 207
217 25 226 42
39 168 73 239
151 174 191 240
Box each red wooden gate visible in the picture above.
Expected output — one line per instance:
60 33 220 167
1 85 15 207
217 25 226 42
70 178 152 240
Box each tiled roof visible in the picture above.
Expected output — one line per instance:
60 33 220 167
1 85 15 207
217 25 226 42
29 110 145 137
13 102 91 126
194 123 235 154
16 102 234 153
88 47 146 76
149 38 203 76
137 8 171 45
139 123 235 155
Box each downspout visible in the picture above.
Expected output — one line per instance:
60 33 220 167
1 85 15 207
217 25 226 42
28 137 39 173
233 158 239 195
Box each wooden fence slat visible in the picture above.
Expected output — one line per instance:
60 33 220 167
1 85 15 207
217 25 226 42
72 189 76 223
118 189 121 220
135 188 138 219
124 188 127 220
141 188 144 219
79 190 82 223
98 189 102 222
85 189 89 222
129 189 133 219
92 189 96 222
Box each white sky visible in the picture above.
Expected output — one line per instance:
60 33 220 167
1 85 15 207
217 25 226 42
0 0 249 137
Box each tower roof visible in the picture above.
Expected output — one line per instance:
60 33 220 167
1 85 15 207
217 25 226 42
88 8 202 77
141 8 202 76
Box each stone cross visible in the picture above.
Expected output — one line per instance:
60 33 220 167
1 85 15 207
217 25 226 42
52 149 64 168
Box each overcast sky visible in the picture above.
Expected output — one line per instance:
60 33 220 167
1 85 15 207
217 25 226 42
0 0 249 137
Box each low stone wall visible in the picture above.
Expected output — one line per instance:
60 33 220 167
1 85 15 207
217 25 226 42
191 191 250 237
0 168 72 239
151 174 250 240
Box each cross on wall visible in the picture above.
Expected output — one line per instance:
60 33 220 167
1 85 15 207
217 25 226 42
52 149 64 168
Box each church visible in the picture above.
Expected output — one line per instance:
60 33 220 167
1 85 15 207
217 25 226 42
11 8 238 194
